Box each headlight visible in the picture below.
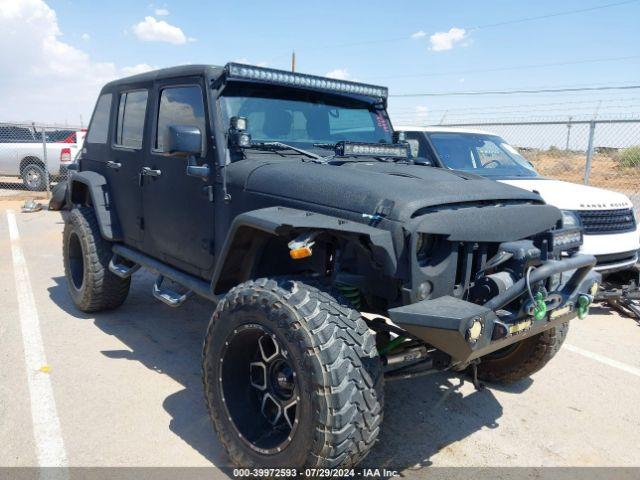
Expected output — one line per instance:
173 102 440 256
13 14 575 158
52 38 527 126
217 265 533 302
561 210 581 229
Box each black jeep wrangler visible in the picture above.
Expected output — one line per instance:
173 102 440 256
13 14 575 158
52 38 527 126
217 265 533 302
63 63 599 469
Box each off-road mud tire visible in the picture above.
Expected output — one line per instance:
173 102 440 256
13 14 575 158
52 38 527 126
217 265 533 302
63 207 130 312
477 322 569 384
202 277 383 469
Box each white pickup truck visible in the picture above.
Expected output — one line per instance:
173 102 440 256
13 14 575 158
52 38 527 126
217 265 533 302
0 124 84 190
399 126 640 277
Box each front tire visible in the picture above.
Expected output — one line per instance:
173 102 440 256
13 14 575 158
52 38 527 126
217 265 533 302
63 207 130 312
476 323 569 384
202 278 383 469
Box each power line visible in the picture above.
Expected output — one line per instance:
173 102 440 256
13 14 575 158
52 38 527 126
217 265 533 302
372 55 640 80
389 97 640 114
282 0 638 55
391 84 640 97
395 113 640 125
469 0 639 30
390 105 640 120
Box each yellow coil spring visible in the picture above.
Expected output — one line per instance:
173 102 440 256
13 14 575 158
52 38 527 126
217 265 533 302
335 283 362 310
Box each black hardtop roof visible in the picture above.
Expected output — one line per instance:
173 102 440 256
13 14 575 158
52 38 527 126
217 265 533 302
103 64 224 89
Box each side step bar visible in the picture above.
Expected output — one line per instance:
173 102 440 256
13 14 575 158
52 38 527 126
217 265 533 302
153 275 193 308
112 244 219 303
109 255 141 279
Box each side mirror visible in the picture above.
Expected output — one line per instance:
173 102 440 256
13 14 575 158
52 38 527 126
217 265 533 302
166 125 209 180
167 125 202 155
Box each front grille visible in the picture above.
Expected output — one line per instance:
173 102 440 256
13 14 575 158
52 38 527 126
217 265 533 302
577 208 636 235
453 242 499 297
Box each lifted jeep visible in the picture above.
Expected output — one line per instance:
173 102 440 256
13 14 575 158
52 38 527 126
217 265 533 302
64 63 599 469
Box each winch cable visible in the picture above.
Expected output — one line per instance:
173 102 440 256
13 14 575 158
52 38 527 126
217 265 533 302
527 266 549 321
525 266 537 305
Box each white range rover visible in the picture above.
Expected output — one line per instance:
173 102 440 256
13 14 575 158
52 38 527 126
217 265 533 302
399 126 640 276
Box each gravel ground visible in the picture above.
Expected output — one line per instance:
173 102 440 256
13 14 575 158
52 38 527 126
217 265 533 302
1 203 639 479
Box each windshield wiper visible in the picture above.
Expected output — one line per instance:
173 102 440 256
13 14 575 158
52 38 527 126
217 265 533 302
313 143 336 151
249 142 324 162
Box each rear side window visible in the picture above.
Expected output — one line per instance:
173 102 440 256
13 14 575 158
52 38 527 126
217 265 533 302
155 86 206 153
86 93 112 144
0 126 34 143
115 90 148 149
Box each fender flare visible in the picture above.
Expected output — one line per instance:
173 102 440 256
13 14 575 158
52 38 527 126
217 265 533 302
67 171 122 241
210 207 397 295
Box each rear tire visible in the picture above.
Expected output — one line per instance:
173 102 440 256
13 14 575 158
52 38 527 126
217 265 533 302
202 277 383 469
63 207 130 312
21 163 47 191
476 323 569 384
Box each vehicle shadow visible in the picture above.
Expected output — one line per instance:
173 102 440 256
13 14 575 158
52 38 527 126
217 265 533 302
364 372 504 472
48 271 509 474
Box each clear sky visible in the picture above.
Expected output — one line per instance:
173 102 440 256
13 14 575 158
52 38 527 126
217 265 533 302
1 0 639 125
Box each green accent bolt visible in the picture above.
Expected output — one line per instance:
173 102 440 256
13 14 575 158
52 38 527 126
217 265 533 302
533 291 547 321
577 294 591 320
378 336 406 356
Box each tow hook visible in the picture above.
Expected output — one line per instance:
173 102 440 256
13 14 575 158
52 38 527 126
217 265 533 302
577 294 593 320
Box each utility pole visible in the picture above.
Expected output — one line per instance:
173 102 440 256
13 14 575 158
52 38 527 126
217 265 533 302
565 116 572 151
291 51 296 72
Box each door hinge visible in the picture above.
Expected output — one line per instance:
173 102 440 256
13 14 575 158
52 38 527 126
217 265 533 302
203 185 214 202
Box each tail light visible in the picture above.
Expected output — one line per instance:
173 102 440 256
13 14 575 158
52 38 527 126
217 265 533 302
60 148 72 163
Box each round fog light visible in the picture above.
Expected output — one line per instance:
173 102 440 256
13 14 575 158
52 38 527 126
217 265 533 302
467 318 483 342
417 281 432 300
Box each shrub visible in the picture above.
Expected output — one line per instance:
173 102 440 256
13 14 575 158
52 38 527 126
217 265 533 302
618 146 640 168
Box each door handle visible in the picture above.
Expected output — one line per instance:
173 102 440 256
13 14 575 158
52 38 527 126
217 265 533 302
141 167 162 177
106 161 122 169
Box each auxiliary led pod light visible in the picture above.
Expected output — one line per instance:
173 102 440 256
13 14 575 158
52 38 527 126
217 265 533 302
335 141 409 158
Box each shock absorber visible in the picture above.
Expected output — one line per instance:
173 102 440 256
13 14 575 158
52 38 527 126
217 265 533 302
335 282 362 310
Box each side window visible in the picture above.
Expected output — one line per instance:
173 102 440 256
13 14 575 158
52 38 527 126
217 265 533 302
156 85 206 154
406 133 430 158
115 90 148 149
86 93 112 144
1 127 34 143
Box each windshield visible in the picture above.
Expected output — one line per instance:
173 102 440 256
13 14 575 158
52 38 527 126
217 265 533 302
427 132 539 178
219 85 393 151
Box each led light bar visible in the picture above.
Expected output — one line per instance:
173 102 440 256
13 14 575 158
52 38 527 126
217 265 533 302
225 63 388 99
536 228 583 254
552 228 583 251
335 141 409 158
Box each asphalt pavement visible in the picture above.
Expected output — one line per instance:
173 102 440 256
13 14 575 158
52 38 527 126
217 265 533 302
1 202 639 479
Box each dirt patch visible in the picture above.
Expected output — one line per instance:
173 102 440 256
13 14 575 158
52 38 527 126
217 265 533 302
522 150 640 194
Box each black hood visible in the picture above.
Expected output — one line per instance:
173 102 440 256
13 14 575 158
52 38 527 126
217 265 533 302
244 160 546 222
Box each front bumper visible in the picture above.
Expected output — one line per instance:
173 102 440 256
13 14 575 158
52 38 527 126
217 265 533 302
388 254 599 365
593 250 638 274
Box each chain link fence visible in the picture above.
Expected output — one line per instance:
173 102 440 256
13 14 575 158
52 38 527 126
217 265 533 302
0 122 84 200
436 119 640 215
